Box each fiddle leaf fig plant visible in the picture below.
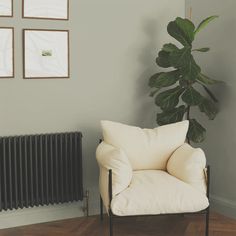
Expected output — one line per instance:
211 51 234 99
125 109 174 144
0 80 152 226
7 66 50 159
149 16 223 143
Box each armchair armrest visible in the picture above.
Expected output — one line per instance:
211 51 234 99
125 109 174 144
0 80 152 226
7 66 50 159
96 142 132 211
167 143 207 194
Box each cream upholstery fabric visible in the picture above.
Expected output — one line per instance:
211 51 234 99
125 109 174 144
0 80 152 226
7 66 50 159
96 120 209 216
167 143 207 194
96 142 132 210
111 170 209 216
101 120 189 170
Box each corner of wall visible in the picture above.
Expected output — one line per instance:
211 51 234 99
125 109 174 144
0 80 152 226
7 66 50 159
211 195 236 220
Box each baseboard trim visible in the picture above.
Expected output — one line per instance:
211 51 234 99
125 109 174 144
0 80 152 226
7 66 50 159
210 194 236 219
4 195 236 229
0 202 85 229
0 193 100 230
1 195 236 229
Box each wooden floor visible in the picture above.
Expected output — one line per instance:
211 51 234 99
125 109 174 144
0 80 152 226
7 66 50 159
0 212 236 236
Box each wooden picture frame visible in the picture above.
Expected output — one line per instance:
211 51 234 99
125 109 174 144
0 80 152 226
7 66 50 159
23 29 70 79
22 0 69 20
0 27 14 79
0 0 13 17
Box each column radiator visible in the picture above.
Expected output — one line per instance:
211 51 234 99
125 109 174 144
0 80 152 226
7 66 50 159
0 132 83 211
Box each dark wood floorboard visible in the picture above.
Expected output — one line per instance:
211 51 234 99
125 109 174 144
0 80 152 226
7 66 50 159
0 212 236 236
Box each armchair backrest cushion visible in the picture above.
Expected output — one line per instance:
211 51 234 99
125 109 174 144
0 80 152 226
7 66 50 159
101 120 189 170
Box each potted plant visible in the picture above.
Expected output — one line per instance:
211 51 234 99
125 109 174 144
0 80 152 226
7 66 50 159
149 16 223 143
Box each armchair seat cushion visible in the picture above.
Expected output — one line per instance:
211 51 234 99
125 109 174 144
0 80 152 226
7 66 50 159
111 170 209 216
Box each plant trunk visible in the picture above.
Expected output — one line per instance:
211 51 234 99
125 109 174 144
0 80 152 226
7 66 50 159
186 106 191 144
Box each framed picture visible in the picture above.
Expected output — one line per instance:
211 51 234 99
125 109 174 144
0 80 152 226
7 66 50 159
23 29 70 79
23 0 69 20
0 0 13 17
0 27 14 78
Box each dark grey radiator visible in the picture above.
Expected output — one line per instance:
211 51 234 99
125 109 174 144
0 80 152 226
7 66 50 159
0 132 83 211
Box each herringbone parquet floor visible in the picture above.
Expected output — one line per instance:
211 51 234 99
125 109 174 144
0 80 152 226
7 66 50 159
0 212 236 236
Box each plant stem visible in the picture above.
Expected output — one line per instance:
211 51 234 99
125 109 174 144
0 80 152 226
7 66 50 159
187 106 191 144
187 105 190 120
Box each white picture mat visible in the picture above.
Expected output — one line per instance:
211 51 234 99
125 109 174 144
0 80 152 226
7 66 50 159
24 30 69 78
0 0 12 16
0 28 13 77
24 0 68 19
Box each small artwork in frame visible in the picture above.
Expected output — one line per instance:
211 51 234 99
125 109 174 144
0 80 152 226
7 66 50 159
23 29 70 79
0 0 13 17
0 27 14 79
23 0 69 20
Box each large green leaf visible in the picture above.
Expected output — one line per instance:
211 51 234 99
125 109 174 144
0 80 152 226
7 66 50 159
155 86 184 111
193 47 210 52
187 119 206 143
179 79 191 88
149 71 179 89
156 105 186 125
197 73 224 85
167 18 195 46
182 87 204 106
199 99 218 120
149 73 163 87
169 47 191 68
176 17 195 44
194 16 219 35
162 43 179 52
156 50 171 68
181 55 201 80
167 21 191 46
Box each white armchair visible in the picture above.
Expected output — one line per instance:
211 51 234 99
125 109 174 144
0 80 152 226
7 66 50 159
96 120 210 236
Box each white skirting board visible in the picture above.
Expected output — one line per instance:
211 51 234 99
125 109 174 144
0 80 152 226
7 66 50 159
0 200 99 229
1 195 236 229
210 195 236 219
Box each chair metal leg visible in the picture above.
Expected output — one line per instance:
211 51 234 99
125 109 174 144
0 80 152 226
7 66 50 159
205 208 210 236
109 212 113 236
205 166 210 236
100 196 103 221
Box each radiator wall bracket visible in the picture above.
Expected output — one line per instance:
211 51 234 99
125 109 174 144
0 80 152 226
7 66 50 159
82 190 89 217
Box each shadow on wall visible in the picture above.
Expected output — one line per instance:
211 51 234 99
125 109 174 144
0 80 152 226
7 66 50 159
189 7 236 216
86 16 169 210
134 17 164 128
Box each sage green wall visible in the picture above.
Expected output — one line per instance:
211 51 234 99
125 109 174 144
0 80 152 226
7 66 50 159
186 0 236 218
0 0 185 228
